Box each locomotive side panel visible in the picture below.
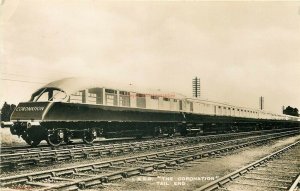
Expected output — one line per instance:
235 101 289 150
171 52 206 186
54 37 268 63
43 102 184 122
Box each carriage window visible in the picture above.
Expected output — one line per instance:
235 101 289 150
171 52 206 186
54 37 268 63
70 90 85 103
88 88 103 104
190 102 193 112
136 94 146 108
105 89 117 106
119 91 130 107
151 96 158 99
163 98 170 101
179 100 183 110
105 89 117 94
120 91 130 96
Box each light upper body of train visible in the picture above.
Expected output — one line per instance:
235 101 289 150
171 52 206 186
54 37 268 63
2 77 299 146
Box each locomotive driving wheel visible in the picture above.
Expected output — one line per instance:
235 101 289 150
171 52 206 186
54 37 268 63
82 128 97 144
47 129 64 146
21 132 41 147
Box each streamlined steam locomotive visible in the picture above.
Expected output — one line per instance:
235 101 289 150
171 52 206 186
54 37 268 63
2 77 299 146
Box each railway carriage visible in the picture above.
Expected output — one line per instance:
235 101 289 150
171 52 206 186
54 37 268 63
2 77 300 146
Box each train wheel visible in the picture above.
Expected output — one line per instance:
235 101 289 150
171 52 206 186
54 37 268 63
168 127 176 137
22 133 41 147
25 139 41 147
63 130 73 144
180 127 187 136
82 129 96 144
153 127 162 137
47 129 64 146
64 136 72 144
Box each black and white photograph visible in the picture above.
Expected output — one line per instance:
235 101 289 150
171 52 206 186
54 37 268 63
0 1 299 191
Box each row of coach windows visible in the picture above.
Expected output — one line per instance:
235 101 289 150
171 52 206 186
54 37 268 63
69 88 182 110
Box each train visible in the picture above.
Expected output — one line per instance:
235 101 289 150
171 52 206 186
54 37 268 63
2 77 300 146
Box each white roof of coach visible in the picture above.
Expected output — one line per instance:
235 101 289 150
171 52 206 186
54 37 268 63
39 77 186 99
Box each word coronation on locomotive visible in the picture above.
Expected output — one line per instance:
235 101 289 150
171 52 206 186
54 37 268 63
15 107 45 112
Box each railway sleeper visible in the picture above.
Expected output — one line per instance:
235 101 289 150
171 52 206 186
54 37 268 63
93 163 110 169
230 173 241 180
101 174 123 183
1 178 28 187
184 157 194 161
83 151 90 158
123 169 141 177
79 179 102 189
76 166 93 172
219 178 231 186
155 163 167 169
167 161 177 166
140 166 154 173
55 170 75 176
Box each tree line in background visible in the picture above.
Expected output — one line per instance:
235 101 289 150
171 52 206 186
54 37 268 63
283 106 299 117
1 102 16 121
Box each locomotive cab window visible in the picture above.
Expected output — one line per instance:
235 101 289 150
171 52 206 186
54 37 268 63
31 88 67 102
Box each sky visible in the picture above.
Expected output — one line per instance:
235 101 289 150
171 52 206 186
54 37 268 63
0 0 299 114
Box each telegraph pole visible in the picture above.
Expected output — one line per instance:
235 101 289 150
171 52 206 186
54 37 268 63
192 77 200 98
259 96 264 110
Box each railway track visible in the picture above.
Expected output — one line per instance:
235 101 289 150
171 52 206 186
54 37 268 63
0 130 298 191
1 129 298 171
195 140 300 191
1 128 297 154
0 137 146 154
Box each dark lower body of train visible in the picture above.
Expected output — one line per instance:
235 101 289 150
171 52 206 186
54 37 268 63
3 101 299 146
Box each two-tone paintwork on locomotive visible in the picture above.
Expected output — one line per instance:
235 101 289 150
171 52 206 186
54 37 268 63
2 77 300 146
